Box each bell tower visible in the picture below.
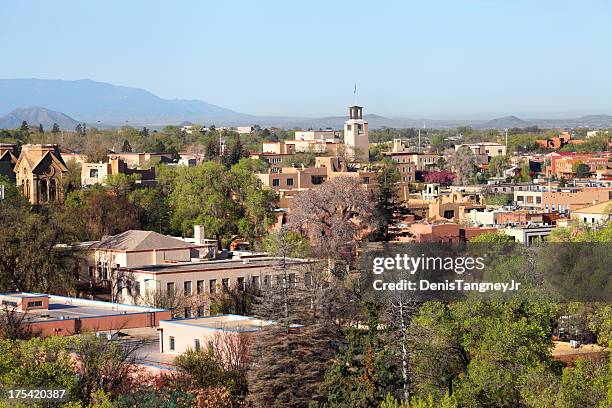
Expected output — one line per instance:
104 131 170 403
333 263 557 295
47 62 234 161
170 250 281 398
344 105 369 162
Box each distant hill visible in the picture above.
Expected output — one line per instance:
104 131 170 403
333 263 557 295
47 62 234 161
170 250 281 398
0 107 80 130
476 115 530 129
0 78 253 126
1 78 611 130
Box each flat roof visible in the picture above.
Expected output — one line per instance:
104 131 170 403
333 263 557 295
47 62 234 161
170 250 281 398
161 314 271 332
126 257 310 274
1 292 165 323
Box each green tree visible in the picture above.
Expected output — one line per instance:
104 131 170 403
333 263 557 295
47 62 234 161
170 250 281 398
52 122 61 133
376 159 401 240
20 120 29 131
573 162 591 178
488 155 510 177
38 123 44 133
121 139 132 152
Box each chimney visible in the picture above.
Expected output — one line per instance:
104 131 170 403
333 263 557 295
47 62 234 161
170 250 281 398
194 225 205 244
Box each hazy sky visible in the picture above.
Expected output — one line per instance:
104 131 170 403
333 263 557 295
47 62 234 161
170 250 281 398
1 0 611 118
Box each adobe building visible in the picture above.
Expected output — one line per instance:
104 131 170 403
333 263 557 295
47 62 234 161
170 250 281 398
514 186 612 212
81 156 156 187
14 144 68 205
0 292 170 337
344 105 369 162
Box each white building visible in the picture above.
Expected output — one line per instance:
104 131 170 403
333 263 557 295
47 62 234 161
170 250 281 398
159 314 271 354
344 105 369 162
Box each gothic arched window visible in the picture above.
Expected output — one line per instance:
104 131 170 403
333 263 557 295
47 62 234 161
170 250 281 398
49 179 57 202
40 179 48 202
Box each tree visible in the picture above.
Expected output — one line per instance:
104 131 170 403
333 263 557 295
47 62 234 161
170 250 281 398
168 160 276 244
0 201 80 292
72 335 145 404
376 159 402 240
20 120 29 131
0 305 34 339
38 123 44 133
321 303 404 407
223 136 245 167
449 146 476 185
289 176 379 266
204 135 220 161
52 122 61 133
488 155 510 177
423 170 455 186
121 139 132 152
573 162 591 178
0 337 76 394
75 123 83 135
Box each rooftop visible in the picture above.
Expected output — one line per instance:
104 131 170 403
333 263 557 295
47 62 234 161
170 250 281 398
126 256 309 274
573 200 612 215
0 292 165 323
90 230 196 251
160 314 271 332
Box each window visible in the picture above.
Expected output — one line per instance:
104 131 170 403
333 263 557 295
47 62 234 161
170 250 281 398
184 281 192 296
222 278 229 289
536 196 541 204
209 279 217 294
194 339 201 351
357 124 363 131
89 168 99 178
288 273 296 288
272 178 280 187
169 336 175 351
27 300 43 307
276 275 283 286
304 272 312 287
347 124 352 131
167 282 175 295
133 281 141 295
184 307 191 318
443 210 455 219
286 178 294 186
252 276 260 288
1 300 17 307
237 277 245 291
264 275 271 287
311 176 324 185
362 177 370 184
197 280 204 294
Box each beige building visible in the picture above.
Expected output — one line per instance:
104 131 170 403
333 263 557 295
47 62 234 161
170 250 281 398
294 129 341 142
81 157 156 187
14 144 68 205
256 156 377 196
514 187 612 212
118 257 312 312
107 152 173 168
85 230 211 291
159 314 270 354
570 200 612 224
344 106 369 162
454 142 507 158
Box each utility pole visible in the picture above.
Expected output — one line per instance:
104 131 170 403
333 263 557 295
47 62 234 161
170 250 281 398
418 129 421 153
504 128 508 148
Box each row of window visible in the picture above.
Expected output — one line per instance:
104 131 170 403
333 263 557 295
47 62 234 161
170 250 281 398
272 178 294 187
166 273 308 297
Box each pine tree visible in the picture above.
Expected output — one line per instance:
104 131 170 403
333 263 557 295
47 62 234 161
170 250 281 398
223 136 244 167
122 139 132 152
20 121 29 131
376 159 402 240
75 124 82 135
51 123 61 133
38 124 44 133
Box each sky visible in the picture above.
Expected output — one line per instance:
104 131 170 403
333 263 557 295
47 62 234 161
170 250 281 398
1 0 611 119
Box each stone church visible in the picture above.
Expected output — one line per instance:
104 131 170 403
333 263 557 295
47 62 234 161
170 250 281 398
14 144 68 205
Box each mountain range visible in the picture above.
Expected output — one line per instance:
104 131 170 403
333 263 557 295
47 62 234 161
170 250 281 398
0 107 80 130
1 78 612 130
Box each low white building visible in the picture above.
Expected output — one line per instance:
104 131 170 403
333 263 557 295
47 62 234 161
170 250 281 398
570 200 612 224
159 314 270 354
